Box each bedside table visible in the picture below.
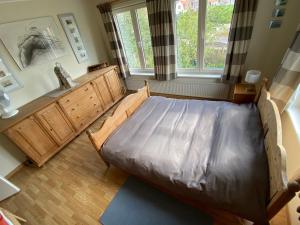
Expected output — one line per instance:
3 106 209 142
233 83 256 104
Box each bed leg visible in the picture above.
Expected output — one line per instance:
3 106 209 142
103 162 111 176
104 160 110 169
267 169 300 220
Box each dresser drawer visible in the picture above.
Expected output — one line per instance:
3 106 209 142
59 84 96 108
58 83 103 130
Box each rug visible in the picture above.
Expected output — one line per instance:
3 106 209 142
100 176 213 225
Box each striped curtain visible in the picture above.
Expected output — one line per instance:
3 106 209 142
97 3 130 78
222 0 258 83
146 0 176 81
270 25 300 113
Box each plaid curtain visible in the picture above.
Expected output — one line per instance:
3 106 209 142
97 3 130 78
146 0 176 81
270 25 300 113
222 0 258 83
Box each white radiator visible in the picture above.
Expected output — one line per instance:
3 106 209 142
125 77 229 100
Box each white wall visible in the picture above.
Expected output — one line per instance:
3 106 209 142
0 0 109 177
244 0 300 80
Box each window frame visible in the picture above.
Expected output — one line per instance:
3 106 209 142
112 0 232 78
173 0 231 77
113 3 154 74
287 84 300 138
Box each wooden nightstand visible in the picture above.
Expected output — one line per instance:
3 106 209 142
233 83 256 104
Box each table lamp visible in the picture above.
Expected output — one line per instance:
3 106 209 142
245 70 261 84
0 58 22 119
0 90 19 119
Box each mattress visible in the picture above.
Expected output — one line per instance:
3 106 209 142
102 96 269 223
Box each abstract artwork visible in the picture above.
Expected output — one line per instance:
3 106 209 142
0 57 21 92
0 17 66 70
58 13 88 63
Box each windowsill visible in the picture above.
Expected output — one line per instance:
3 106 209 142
178 73 222 79
130 72 222 79
131 72 154 76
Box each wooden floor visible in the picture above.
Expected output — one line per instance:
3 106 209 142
0 104 288 225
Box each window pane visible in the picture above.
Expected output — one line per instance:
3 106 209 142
137 8 154 68
175 0 199 69
204 0 234 70
115 11 140 68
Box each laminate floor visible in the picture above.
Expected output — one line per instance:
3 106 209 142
0 104 288 225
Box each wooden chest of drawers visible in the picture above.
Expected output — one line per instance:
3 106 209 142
1 66 125 167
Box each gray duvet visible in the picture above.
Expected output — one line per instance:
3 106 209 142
102 96 269 224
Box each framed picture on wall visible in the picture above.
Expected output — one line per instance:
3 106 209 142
275 0 287 6
58 13 88 64
0 58 21 92
0 16 67 70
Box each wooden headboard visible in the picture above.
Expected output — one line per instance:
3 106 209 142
257 84 300 219
257 85 288 200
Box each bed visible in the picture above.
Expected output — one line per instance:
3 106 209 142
87 81 300 224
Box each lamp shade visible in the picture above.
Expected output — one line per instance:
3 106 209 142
245 70 261 84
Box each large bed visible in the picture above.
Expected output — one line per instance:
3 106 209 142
88 81 300 224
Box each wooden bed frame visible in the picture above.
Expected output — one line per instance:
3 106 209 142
87 80 300 224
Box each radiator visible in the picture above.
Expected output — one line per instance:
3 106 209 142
125 77 230 100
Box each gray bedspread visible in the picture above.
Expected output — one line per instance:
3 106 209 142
102 96 269 223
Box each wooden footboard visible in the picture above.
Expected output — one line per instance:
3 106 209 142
87 80 150 152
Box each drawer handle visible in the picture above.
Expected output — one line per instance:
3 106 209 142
71 108 75 111
66 99 70 103
90 96 93 99
94 104 97 106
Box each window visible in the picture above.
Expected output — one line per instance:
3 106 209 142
113 4 154 74
287 84 300 138
175 0 234 75
113 0 234 77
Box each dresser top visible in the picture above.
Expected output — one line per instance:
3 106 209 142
0 66 117 133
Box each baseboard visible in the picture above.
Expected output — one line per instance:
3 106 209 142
5 163 25 179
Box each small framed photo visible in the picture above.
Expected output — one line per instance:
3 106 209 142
269 20 282 29
0 58 21 92
273 8 285 17
58 13 88 63
275 0 287 6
